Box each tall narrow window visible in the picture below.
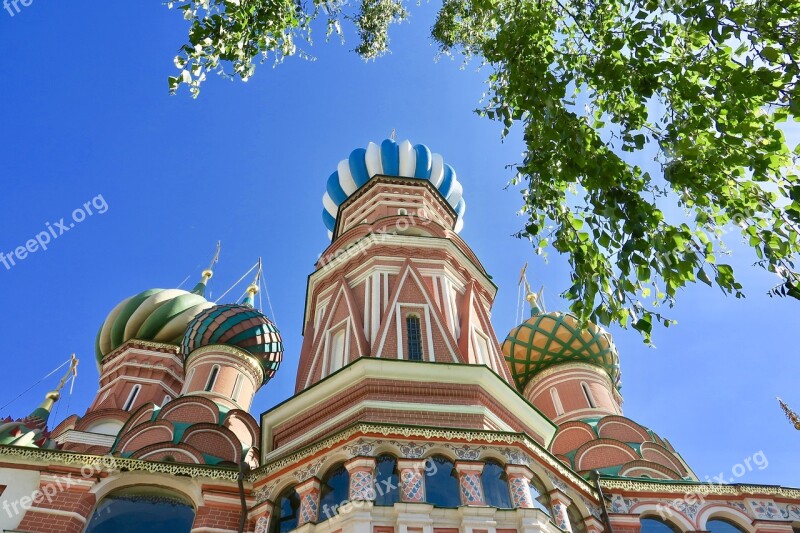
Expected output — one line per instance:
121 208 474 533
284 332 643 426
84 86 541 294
162 395 172 405
205 365 219 392
550 387 564 416
232 375 243 403
123 384 141 412
425 456 460 507
406 316 423 361
329 330 346 373
374 455 400 506
581 382 597 408
318 464 350 523
474 334 489 366
269 487 300 533
481 460 512 508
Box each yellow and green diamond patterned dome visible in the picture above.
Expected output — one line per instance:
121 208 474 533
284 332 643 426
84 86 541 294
502 296 620 391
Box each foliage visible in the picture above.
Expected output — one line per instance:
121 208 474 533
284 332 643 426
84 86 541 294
169 0 800 341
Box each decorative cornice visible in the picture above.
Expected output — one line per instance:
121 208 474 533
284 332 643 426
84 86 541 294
185 344 265 384
249 421 595 498
101 339 181 368
0 444 239 481
525 362 615 393
599 478 800 499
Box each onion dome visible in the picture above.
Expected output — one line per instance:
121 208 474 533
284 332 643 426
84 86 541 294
95 249 221 367
0 391 61 449
0 356 78 449
181 285 283 385
322 138 467 238
502 294 620 391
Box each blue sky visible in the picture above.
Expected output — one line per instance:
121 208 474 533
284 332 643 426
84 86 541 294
0 2 797 486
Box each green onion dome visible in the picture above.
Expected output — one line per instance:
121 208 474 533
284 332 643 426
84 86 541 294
502 295 620 391
95 274 215 367
181 287 283 386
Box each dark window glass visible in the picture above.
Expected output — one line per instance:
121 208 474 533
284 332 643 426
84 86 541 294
708 519 745 533
85 489 194 533
269 487 300 533
407 317 423 361
641 518 682 533
426 456 460 507
375 455 400 506
319 464 350 522
205 366 219 392
482 461 512 508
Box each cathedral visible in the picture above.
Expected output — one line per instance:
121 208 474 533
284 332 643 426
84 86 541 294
0 138 798 533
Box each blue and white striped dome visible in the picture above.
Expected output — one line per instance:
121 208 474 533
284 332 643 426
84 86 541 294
322 138 466 239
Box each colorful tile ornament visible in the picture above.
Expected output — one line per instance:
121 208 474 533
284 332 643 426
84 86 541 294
780 503 800 520
509 477 534 508
459 472 484 504
350 470 375 500
299 491 320 525
750 500 780 520
552 502 572 532
255 516 269 533
401 470 424 502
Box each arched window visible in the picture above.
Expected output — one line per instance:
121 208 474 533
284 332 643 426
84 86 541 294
123 384 141 411
481 460 512 508
425 456 460 507
550 387 564 416
708 519 746 533
232 375 243 403
406 316 423 361
641 517 682 533
329 330 346 373
567 504 587 533
84 487 195 533
374 454 400 506
205 365 219 392
528 475 551 515
581 382 597 408
318 463 350 522
269 486 300 533
398 208 408 216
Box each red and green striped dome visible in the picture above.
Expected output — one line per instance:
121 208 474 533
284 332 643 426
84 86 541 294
181 303 283 385
502 307 620 392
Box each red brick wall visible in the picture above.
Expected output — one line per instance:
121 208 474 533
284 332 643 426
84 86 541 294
272 378 546 450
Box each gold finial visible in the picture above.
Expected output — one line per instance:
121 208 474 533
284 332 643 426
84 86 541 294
202 240 221 281
390 128 396 141
778 397 800 431
518 262 545 315
246 258 262 298
36 355 78 415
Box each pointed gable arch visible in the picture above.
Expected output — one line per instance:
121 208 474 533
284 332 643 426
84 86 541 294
373 260 461 363
302 276 372 388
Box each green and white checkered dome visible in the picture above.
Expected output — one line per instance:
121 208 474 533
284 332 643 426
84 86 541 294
502 306 620 392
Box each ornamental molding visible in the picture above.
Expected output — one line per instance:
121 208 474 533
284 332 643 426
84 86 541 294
600 479 800 499
185 344 266 383
525 362 615 393
250 422 595 498
101 339 181 368
0 444 239 481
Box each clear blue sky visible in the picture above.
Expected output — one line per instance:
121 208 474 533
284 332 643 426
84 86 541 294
0 2 797 486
